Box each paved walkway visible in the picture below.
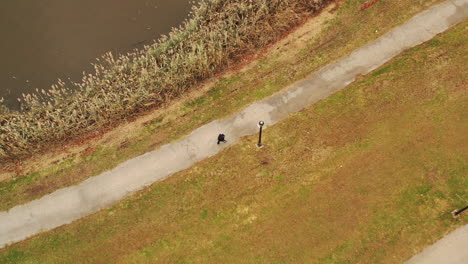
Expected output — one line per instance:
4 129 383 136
405 225 468 264
1 0 467 249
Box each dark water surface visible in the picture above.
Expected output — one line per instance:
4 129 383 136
0 0 192 109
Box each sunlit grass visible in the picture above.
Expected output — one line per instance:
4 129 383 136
0 0 448 211
1 19 465 264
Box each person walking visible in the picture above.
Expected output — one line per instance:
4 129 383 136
217 134 227 144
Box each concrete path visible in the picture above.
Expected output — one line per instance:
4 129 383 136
1 0 467 249
405 225 468 264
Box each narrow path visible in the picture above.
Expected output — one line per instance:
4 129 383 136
1 0 467 249
405 224 468 264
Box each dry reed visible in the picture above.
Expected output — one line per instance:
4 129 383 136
0 0 332 162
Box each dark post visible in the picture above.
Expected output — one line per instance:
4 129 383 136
452 206 468 217
257 121 265 148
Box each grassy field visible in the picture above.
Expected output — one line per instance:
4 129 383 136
0 0 447 211
1 17 466 264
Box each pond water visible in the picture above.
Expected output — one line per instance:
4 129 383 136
0 0 193 109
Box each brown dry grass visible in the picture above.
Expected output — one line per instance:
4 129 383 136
0 16 466 264
0 0 448 211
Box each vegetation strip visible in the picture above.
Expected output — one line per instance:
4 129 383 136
0 15 466 264
1 0 466 249
0 0 332 161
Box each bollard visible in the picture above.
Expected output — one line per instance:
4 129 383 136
257 121 264 148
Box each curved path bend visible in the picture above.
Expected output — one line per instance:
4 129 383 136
1 0 467 249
